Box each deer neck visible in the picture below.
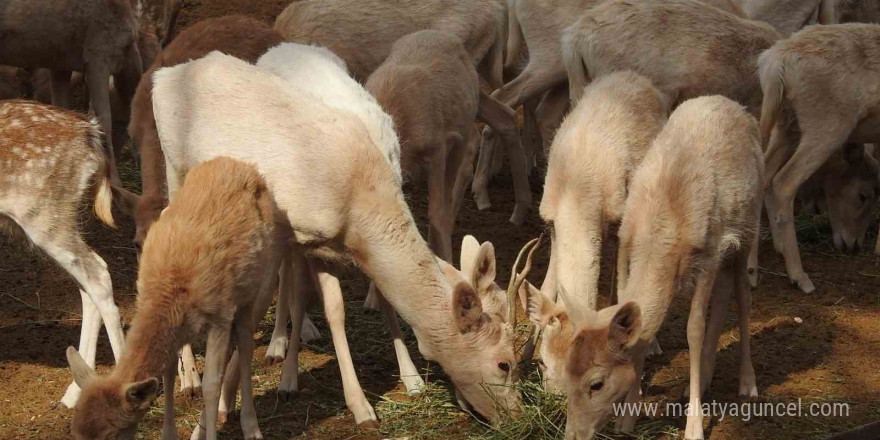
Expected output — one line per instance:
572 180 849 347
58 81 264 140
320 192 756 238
554 207 604 314
347 194 462 360
111 290 186 383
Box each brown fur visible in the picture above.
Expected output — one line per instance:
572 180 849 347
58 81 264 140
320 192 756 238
131 15 283 247
70 157 287 440
275 0 507 86
365 30 480 261
0 0 144 185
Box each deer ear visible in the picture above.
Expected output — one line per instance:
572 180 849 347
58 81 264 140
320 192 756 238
122 378 160 412
459 235 481 276
470 242 497 293
66 346 96 388
452 282 484 333
608 302 641 349
524 282 554 327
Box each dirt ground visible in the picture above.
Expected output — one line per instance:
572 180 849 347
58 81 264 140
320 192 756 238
1 1 878 439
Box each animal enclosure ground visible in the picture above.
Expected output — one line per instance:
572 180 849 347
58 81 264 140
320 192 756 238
1 1 878 439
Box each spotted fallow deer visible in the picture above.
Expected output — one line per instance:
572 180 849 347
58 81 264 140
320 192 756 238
0 0 143 186
275 0 533 225
67 157 288 440
522 71 668 377
529 96 762 440
758 23 880 293
146 51 524 422
0 100 125 409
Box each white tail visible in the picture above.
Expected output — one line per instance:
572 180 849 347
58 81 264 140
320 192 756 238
561 27 589 104
757 46 786 147
85 120 115 228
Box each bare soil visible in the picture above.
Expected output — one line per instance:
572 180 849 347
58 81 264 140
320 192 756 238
0 1 878 439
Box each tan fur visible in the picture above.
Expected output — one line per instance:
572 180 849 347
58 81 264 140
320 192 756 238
69 157 288 440
553 97 763 440
740 0 825 35
131 15 283 247
0 100 126 409
274 0 506 87
366 30 480 261
563 0 780 116
758 24 880 292
531 72 667 393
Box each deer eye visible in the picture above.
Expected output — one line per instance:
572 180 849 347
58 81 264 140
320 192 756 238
590 380 604 392
498 362 510 373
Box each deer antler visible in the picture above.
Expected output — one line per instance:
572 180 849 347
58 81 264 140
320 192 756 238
507 234 543 328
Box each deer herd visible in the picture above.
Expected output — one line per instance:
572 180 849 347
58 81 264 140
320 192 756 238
0 0 878 439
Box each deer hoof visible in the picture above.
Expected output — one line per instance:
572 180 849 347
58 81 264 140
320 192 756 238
509 203 529 226
358 420 380 431
277 389 299 402
793 275 815 293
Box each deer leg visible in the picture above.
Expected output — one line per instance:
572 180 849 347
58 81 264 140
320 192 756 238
162 350 178 440
311 262 379 429
376 288 423 394
235 311 263 440
521 96 542 176
427 140 453 262
24 226 125 408
534 85 569 153
449 126 479 224
478 90 532 225
684 267 717 440
218 348 239 424
84 63 121 186
747 215 761 287
190 326 230 440
178 345 201 398
48 70 71 109
111 44 143 156
266 281 290 364
683 263 733 399
771 124 853 293
60 290 102 408
278 254 308 401
735 251 758 397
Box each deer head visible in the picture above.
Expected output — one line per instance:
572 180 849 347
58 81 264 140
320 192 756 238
526 286 643 439
66 347 159 440
436 235 542 422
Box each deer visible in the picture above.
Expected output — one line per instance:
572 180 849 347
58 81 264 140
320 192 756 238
476 0 746 212
528 96 762 440
128 15 287 397
67 157 288 440
365 30 480 262
0 0 144 187
758 23 880 293
0 100 125 409
522 71 668 370
147 50 527 422
561 0 779 287
274 0 533 225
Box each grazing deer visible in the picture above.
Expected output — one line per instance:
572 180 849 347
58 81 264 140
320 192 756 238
128 16 285 396
67 157 287 440
524 71 668 373
268 234 541 429
274 0 532 225
530 96 762 440
0 0 145 186
365 30 480 262
758 23 880 292
561 0 779 286
0 100 125 409
150 51 525 421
